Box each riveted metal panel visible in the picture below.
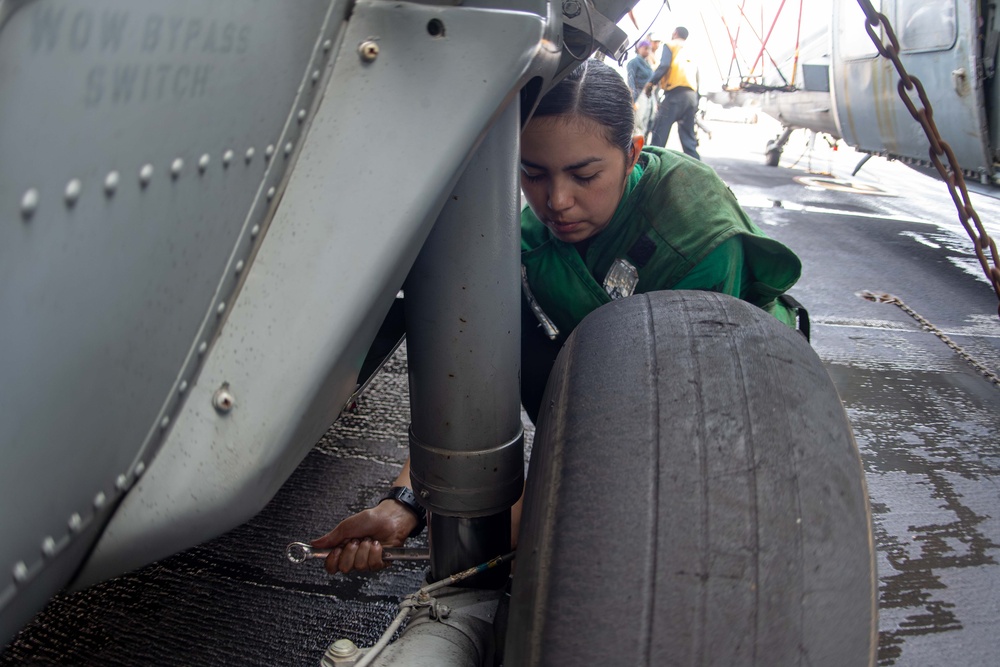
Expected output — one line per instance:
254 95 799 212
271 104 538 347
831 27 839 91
0 0 337 643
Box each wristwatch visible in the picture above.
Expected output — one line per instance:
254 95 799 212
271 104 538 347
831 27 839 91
381 486 427 538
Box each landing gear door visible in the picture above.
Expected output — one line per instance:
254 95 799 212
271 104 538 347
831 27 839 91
832 0 992 179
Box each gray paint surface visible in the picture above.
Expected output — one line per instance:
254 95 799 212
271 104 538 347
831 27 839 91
0 0 334 641
831 0 991 175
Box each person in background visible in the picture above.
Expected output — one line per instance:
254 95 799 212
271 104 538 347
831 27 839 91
309 59 802 574
626 40 654 102
643 26 701 159
644 32 662 66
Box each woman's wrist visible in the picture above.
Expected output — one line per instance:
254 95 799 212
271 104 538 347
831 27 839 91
374 500 418 539
380 486 427 538
374 498 424 539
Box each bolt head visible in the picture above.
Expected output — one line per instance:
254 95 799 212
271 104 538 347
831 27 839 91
562 0 582 18
213 385 235 414
359 40 379 62
327 639 359 658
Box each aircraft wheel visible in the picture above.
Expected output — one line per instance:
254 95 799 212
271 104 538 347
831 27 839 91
765 147 781 166
506 291 877 666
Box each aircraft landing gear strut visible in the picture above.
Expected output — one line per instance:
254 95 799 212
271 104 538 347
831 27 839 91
765 126 794 167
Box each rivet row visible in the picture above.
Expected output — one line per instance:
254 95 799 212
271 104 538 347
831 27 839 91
17 141 292 216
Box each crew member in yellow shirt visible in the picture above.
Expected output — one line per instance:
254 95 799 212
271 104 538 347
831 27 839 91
643 26 701 159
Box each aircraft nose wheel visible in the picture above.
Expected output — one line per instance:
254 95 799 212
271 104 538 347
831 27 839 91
506 291 877 666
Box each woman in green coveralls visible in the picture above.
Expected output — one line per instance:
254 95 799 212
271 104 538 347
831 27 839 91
310 59 802 574
518 59 801 423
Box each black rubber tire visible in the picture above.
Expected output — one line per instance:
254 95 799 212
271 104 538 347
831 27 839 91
766 148 782 167
506 291 876 666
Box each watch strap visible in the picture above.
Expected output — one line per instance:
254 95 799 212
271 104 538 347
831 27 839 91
381 486 427 538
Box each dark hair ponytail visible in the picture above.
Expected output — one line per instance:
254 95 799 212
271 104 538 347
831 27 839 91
532 60 635 159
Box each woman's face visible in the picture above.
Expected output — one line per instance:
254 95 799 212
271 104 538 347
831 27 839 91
521 115 642 245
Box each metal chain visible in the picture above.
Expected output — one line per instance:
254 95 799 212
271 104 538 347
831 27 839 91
859 290 1000 388
856 0 1000 318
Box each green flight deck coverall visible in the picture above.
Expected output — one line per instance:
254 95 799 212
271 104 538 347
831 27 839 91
519 146 802 421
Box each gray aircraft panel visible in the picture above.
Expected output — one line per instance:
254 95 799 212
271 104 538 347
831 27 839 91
832 0 991 176
0 0 336 642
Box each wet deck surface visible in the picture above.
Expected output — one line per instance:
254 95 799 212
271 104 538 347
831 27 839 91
3 119 1000 665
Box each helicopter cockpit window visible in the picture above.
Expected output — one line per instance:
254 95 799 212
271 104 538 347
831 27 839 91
897 0 956 52
839 0 880 59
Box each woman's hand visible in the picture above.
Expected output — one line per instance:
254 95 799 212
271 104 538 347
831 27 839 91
310 500 419 574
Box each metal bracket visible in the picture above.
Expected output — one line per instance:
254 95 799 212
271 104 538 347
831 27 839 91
561 0 628 61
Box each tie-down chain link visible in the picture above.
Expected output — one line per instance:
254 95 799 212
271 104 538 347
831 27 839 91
860 291 1000 388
